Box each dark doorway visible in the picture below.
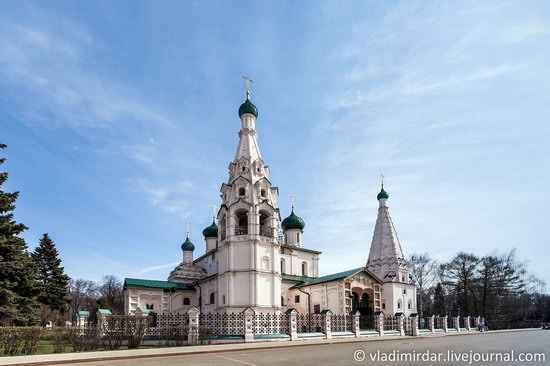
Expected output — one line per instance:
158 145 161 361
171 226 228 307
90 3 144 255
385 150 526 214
352 292 373 316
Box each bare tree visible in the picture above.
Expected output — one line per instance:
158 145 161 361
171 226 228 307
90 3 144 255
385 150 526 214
408 253 438 316
440 252 480 315
67 279 97 323
98 275 124 314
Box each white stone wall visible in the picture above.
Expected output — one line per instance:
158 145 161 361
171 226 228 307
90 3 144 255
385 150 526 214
124 287 197 315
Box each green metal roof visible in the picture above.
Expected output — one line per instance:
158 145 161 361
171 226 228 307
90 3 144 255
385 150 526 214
238 98 258 118
124 278 191 290
377 186 389 200
136 307 151 314
281 274 315 282
78 310 90 317
281 209 305 231
181 236 195 251
202 220 218 238
286 267 382 288
97 309 112 315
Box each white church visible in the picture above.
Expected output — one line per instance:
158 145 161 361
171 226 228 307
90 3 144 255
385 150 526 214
123 86 417 317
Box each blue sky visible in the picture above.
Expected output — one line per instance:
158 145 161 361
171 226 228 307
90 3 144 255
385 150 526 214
1 1 549 286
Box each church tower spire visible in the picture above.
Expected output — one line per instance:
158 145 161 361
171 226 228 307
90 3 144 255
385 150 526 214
366 182 409 283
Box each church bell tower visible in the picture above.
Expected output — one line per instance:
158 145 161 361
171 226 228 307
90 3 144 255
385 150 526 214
215 78 281 312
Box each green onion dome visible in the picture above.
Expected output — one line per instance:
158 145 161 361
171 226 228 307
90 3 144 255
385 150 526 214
281 209 305 231
238 98 258 118
181 236 195 252
202 220 218 238
377 187 389 200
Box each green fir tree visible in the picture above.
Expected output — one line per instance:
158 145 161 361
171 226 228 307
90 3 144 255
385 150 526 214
0 143 39 325
32 233 70 312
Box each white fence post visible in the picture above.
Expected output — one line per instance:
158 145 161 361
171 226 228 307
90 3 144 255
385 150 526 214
321 310 332 339
352 311 361 337
377 312 385 337
466 316 471 331
411 314 419 336
443 315 448 333
286 308 298 341
187 307 200 345
243 307 255 342
398 315 405 337
430 315 435 334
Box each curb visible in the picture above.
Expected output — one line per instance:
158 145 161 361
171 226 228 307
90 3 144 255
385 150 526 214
0 328 541 366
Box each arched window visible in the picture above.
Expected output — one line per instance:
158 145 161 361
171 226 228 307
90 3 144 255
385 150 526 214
259 210 270 237
397 300 402 309
297 232 300 243
281 296 285 306
183 297 190 305
235 210 248 235
280 258 285 274
408 300 412 310
301 262 308 277
239 187 245 196
261 188 266 198
220 214 227 241
209 293 215 305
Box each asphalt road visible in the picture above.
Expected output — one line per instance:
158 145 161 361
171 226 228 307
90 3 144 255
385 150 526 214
70 330 549 366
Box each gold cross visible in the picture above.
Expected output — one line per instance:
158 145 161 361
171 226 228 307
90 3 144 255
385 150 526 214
291 193 295 210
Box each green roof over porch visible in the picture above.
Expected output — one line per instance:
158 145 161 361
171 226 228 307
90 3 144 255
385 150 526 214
288 267 383 288
124 278 192 290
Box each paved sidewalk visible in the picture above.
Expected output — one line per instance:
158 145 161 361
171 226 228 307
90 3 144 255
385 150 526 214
0 328 539 366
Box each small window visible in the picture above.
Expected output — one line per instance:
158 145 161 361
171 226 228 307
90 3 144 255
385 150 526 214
223 295 226 305
408 301 411 310
242 166 246 172
295 295 300 303
397 301 401 309
280 259 285 274
212 252 216 260
239 187 245 196
281 296 285 306
402 275 405 282
403 289 406 295
261 189 266 197
382 303 386 309
314 304 321 314
146 303 154 310
301 262 307 277
183 298 190 305
209 292 215 305
297 232 300 242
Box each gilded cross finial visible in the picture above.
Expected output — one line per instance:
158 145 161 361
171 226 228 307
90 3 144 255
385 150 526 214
291 193 296 210
380 174 385 188
185 222 190 238
242 75 253 100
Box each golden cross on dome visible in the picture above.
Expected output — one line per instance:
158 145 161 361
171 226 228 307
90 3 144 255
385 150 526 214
380 174 385 188
291 193 296 210
185 222 190 238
